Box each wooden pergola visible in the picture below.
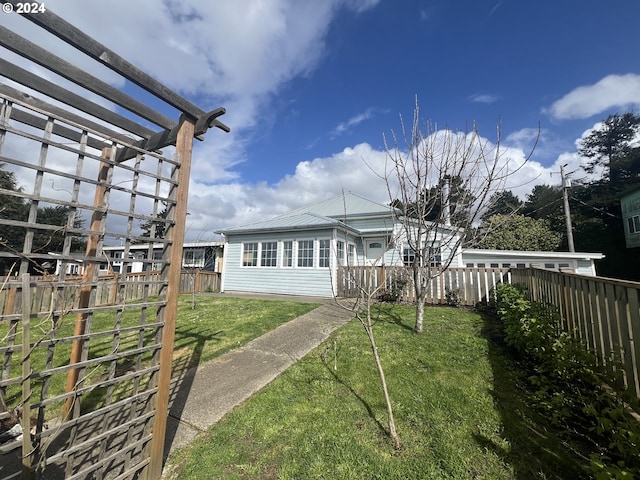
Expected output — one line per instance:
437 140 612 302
0 3 228 479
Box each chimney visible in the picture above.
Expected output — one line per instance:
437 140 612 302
442 177 451 226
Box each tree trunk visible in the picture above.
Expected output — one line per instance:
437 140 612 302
363 306 401 449
412 265 424 333
414 299 424 334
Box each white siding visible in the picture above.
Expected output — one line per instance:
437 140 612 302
222 230 337 297
347 216 395 232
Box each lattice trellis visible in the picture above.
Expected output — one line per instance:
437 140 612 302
0 4 228 479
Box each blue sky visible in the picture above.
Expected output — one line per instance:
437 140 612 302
244 0 639 183
3 0 640 238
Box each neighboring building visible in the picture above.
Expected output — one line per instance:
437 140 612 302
218 193 605 297
53 241 224 276
621 185 640 248
461 249 604 276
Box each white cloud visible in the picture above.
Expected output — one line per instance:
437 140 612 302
181 133 569 238
505 127 541 151
469 93 500 104
5 0 380 188
330 108 378 137
546 73 640 120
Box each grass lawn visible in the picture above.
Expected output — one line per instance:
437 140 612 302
165 303 586 480
0 295 318 417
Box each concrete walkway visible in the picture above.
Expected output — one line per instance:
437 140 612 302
162 293 356 469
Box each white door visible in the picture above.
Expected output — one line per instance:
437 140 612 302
365 237 386 264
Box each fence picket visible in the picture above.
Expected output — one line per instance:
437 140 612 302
0 271 221 317
337 267 510 305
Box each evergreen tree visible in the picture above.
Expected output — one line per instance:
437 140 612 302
0 163 27 274
481 190 523 221
392 175 475 227
33 205 86 254
579 112 640 191
138 203 169 241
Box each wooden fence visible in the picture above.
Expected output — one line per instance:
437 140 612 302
337 266 511 306
0 271 221 317
511 268 640 399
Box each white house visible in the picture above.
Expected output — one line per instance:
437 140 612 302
218 193 605 297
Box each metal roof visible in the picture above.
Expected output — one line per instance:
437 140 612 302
218 193 396 235
280 192 395 218
462 249 605 260
219 212 356 235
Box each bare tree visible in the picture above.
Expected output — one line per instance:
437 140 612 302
332 197 402 449
383 99 535 333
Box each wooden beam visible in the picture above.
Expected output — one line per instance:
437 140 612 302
20 273 33 478
0 24 176 130
116 107 228 162
8 108 109 151
0 84 138 145
7 4 206 120
63 148 112 418
0 58 154 138
146 115 195 480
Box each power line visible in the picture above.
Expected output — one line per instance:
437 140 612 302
570 195 620 219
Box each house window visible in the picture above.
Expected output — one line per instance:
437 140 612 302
466 263 474 268
152 251 163 271
516 263 526 268
319 239 330 268
283 241 293 267
403 245 441 267
429 245 442 267
242 243 258 266
502 263 511 268
559 263 570 268
403 247 415 267
477 263 486 268
348 244 356 266
628 215 640 234
298 240 314 267
544 263 555 269
337 240 345 266
261 242 277 267
490 263 499 268
183 248 205 268
369 242 382 248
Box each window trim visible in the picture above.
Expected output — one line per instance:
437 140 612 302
242 242 258 267
260 241 278 267
282 240 293 268
336 240 345 266
297 239 314 268
319 239 331 268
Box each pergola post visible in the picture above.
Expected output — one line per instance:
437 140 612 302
146 114 195 479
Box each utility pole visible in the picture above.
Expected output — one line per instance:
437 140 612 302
560 164 575 252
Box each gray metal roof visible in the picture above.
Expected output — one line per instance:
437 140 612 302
281 192 394 218
218 193 392 235
219 212 350 235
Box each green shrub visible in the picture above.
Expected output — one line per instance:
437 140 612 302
493 283 640 478
444 287 461 307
